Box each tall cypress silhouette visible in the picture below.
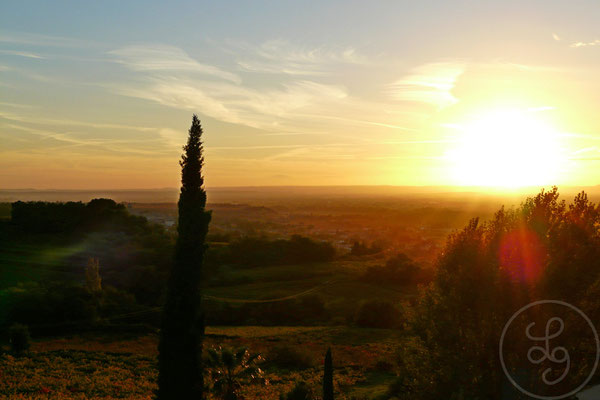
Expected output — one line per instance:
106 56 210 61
158 115 211 399
323 347 334 400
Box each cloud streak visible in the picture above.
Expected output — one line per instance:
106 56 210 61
235 39 366 76
387 62 465 109
0 31 96 48
114 76 347 130
109 45 241 83
571 39 600 48
0 49 44 59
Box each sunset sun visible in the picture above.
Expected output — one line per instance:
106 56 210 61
448 109 565 188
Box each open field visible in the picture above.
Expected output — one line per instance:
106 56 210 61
1 326 401 399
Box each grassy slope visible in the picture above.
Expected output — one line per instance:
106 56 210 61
206 259 418 319
1 326 400 399
0 236 412 398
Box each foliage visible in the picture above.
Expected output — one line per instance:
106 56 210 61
281 381 315 400
1 198 173 308
158 115 211 399
350 241 382 256
0 350 157 398
10 198 147 235
222 235 336 267
391 187 600 400
354 300 401 329
8 282 98 332
206 346 264 400
268 344 314 370
0 326 397 399
6 282 145 335
8 323 30 356
362 253 429 286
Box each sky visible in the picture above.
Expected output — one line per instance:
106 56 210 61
1 0 600 189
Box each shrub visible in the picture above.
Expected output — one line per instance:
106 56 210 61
350 240 382 256
362 253 429 286
9 323 31 356
373 359 395 372
297 295 328 321
268 345 314 369
225 235 335 267
280 381 315 400
354 300 401 329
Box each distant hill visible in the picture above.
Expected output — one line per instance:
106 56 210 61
2 185 600 204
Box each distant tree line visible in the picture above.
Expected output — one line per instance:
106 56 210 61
10 199 148 235
209 235 336 267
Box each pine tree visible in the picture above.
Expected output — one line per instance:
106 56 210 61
323 347 334 400
158 115 211 399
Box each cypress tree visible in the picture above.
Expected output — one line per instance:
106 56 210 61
323 347 334 400
158 115 211 399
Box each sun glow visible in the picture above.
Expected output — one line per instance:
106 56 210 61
448 109 565 188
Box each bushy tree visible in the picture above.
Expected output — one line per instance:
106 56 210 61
390 188 600 399
363 253 429 285
158 115 211 399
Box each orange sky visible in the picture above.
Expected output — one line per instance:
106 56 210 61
2 1 600 189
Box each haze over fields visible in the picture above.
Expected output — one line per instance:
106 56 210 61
3 1 600 399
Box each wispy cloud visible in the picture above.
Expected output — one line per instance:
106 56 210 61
107 43 430 134
571 39 600 48
235 39 366 76
0 102 33 109
3 122 166 156
553 33 561 41
0 31 95 48
0 110 156 132
0 49 44 59
387 62 465 108
114 76 347 130
109 45 241 83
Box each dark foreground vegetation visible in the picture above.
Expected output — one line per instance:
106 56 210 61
3 185 600 399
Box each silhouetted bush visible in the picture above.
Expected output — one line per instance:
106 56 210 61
6 282 147 336
372 359 395 372
354 300 401 329
350 240 382 256
280 381 315 400
268 345 314 369
224 235 335 267
363 253 430 286
8 323 30 356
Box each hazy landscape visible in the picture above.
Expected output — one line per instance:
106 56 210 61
4 1 600 399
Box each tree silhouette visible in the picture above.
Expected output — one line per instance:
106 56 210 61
158 115 211 399
323 347 334 400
